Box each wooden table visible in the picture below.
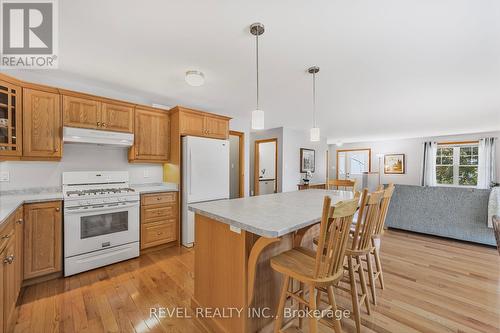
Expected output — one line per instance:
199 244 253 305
188 190 353 333
297 183 326 190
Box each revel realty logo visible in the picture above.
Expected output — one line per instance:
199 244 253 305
1 0 58 68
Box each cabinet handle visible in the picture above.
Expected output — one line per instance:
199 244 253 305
97 121 101 127
1 234 10 240
55 207 60 212
3 255 14 264
54 147 59 152
16 219 23 224
102 123 107 127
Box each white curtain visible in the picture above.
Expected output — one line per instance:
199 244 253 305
422 141 437 186
478 137 496 189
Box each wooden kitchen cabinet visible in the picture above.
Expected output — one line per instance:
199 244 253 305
177 107 230 139
23 88 62 158
101 102 134 133
63 94 134 133
204 116 229 139
0 206 23 333
140 192 178 249
62 95 101 129
0 78 23 158
129 107 170 163
23 201 62 280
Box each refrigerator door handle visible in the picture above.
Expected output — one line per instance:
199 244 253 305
189 148 192 196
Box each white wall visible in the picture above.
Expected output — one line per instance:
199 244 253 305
328 131 500 186
0 144 163 191
282 128 328 192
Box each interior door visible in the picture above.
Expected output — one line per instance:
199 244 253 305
337 149 371 186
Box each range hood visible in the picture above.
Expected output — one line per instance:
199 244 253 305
63 127 134 147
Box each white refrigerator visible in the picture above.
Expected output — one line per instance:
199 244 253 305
182 136 230 247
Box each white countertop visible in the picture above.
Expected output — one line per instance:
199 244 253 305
188 190 354 238
0 191 63 226
130 183 178 194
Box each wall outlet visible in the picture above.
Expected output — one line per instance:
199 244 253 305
0 171 9 182
143 169 150 178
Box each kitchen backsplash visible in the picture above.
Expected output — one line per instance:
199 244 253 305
0 143 163 191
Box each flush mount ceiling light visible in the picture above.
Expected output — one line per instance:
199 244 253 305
250 22 265 130
185 70 205 87
308 66 320 142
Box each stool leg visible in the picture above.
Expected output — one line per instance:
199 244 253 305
327 285 343 333
373 246 385 289
356 256 371 315
309 285 318 333
274 275 290 333
299 282 304 329
366 253 377 305
348 256 361 333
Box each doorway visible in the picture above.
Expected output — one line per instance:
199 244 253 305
229 131 244 198
254 138 278 196
336 148 371 187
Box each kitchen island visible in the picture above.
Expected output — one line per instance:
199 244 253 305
188 190 353 333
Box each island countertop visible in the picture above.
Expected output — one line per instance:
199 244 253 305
188 189 354 238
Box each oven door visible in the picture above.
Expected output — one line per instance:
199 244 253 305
64 201 139 257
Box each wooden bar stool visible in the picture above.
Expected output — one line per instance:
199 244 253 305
364 184 395 304
327 179 358 192
335 189 383 333
271 196 359 333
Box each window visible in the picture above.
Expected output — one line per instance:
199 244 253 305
436 144 478 187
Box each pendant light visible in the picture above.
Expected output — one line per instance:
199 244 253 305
250 23 265 130
308 66 320 142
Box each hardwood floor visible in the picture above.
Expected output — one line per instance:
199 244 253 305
12 230 500 333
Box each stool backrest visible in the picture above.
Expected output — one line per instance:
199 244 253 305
350 189 384 251
374 184 395 236
314 196 359 279
327 179 357 192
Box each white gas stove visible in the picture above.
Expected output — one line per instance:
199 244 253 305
62 171 140 276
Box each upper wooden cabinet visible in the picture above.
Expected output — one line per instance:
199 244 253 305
62 95 134 133
23 201 62 280
62 95 101 129
0 79 22 158
101 102 134 133
129 107 170 163
23 88 62 158
178 108 230 139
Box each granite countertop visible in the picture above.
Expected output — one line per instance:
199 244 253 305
189 189 354 238
130 183 178 194
0 188 63 226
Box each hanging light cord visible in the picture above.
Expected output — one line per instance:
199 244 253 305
312 71 316 127
256 34 260 110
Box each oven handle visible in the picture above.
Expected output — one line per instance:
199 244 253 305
64 201 139 214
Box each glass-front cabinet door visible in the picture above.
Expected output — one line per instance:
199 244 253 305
0 79 22 157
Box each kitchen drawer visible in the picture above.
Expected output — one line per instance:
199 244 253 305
141 219 176 249
141 192 177 206
141 205 176 221
0 215 15 253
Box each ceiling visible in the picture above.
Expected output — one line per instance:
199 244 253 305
19 0 500 142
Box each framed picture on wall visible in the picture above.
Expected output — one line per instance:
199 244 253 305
384 154 405 174
300 148 315 173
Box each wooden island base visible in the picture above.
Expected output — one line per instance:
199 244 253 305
192 214 307 333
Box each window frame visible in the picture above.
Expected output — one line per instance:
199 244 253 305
435 142 479 188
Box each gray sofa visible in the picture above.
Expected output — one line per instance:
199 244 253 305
386 185 496 246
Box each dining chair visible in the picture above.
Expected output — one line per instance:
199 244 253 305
493 215 500 255
364 183 395 305
271 196 359 333
327 179 358 192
